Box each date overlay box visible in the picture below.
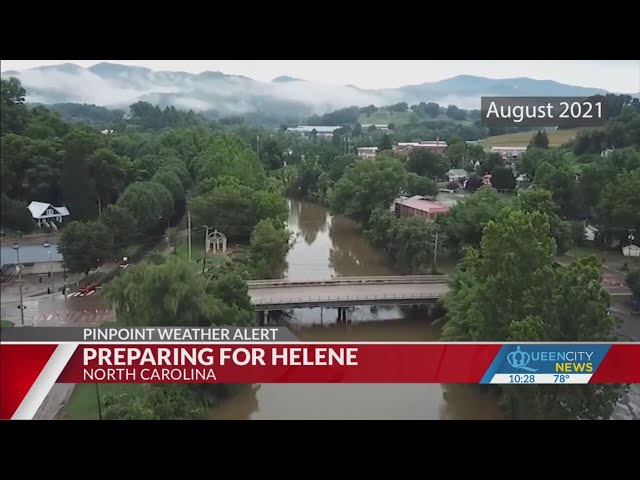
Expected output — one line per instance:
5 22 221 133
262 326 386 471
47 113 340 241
481 96 607 128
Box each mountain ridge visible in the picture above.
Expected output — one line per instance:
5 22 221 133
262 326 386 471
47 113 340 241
1 62 621 121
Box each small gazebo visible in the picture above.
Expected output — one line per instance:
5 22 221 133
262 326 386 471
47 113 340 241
205 230 227 254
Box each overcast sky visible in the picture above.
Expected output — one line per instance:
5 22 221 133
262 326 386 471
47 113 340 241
2 60 639 92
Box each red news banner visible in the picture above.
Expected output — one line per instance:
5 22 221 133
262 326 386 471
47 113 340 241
1 326 639 420
58 343 499 383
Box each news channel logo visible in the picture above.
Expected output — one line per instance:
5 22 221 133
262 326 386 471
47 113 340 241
495 344 610 375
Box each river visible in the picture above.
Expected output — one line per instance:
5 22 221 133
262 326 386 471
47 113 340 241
211 199 503 420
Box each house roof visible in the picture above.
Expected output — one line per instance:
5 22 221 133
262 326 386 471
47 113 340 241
28 201 70 219
400 198 450 214
448 169 468 176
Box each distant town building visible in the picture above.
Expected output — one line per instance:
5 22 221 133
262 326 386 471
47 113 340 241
28 201 70 229
357 147 378 158
393 196 450 220
287 126 341 137
490 146 527 160
447 169 469 183
393 140 448 157
623 245 640 258
584 224 599 242
100 129 115 135
361 124 389 131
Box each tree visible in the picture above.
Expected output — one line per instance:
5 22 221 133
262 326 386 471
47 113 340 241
406 150 450 180
259 136 285 170
291 155 323 198
379 133 393 151
146 181 175 220
446 105 467 121
104 256 222 326
465 175 482 191
62 131 98 221
443 209 621 419
444 141 469 168
476 153 504 175
438 187 507 252
393 216 440 272
151 169 185 208
0 194 34 233
101 204 137 253
534 162 582 218
1 77 28 135
58 220 114 273
425 102 440 118
189 181 286 241
329 157 407 223
388 102 408 113
516 186 573 255
597 169 640 238
406 173 438 197
117 182 163 233
491 167 516 191
248 219 291 279
88 148 130 213
529 130 549 149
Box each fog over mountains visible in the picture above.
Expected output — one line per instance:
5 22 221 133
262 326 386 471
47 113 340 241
2 62 615 120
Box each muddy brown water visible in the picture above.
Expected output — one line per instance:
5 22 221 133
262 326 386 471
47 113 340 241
210 199 503 420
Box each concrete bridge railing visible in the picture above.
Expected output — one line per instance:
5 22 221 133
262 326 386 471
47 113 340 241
251 290 449 307
247 275 449 288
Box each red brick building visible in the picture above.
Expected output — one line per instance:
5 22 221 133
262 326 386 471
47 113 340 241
394 196 450 220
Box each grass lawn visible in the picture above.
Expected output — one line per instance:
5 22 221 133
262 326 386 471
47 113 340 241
61 383 145 420
485 129 581 147
1 319 14 328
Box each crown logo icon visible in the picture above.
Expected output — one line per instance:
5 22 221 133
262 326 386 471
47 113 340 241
507 346 538 372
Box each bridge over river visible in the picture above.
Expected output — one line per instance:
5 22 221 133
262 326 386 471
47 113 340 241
247 275 450 311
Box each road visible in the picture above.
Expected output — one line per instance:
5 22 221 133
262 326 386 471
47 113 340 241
1 291 112 326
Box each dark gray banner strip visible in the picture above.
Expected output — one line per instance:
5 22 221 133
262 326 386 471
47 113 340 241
481 96 607 128
0 326 299 342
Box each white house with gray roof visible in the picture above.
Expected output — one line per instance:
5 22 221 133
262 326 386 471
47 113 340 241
27 201 70 229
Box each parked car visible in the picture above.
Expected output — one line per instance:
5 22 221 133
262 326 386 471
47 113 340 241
79 282 99 295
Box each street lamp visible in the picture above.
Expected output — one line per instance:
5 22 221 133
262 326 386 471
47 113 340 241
13 243 24 326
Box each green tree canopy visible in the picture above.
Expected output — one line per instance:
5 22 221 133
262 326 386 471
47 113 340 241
516 186 572 254
248 219 291 279
406 150 450 180
438 187 507 252
442 209 621 419
58 220 114 273
329 157 407 223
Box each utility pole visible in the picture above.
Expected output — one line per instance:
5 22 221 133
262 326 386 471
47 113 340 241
202 226 209 274
256 135 260 159
433 232 439 272
187 209 192 263
13 244 24 326
48 248 53 296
